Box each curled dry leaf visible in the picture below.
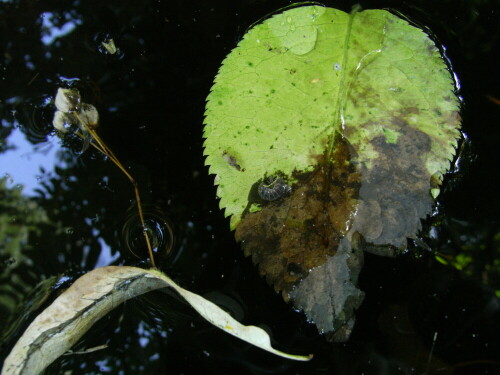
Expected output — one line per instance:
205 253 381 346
2 266 311 375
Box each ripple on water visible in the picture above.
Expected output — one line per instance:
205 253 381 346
121 205 174 264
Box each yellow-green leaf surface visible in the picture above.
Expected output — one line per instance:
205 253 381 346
203 5 460 230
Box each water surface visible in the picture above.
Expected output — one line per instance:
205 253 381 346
0 0 498 374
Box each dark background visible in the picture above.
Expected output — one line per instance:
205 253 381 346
0 0 498 374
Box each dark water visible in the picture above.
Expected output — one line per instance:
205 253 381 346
0 0 498 374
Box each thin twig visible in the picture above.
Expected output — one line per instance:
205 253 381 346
74 112 156 268
27 72 40 86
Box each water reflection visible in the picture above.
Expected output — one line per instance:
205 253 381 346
0 0 498 374
121 204 174 263
1 128 60 196
40 11 82 46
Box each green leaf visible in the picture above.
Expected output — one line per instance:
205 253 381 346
204 5 461 339
204 5 460 230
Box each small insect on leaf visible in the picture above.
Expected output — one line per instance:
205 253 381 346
222 151 243 171
258 176 292 201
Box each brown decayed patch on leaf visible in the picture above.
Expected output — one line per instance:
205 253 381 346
235 134 360 298
349 120 434 256
289 234 365 342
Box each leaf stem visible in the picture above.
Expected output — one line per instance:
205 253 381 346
74 112 157 268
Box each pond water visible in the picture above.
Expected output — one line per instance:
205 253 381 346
0 0 498 374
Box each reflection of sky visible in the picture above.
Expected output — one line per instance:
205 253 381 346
0 8 116 266
0 127 118 266
95 238 120 267
1 127 61 196
40 11 82 45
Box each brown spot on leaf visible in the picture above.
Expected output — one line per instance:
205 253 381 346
235 134 361 296
426 39 437 55
443 110 461 124
403 107 420 115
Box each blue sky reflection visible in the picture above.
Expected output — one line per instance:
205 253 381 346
40 11 82 46
1 127 61 196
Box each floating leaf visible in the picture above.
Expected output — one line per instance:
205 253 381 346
2 266 310 375
203 5 461 340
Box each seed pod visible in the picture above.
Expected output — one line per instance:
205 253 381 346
52 111 78 133
79 103 99 130
55 88 81 113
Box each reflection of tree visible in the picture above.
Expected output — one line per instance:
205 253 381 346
0 155 127 327
431 216 500 296
0 143 154 369
0 177 49 317
0 124 14 154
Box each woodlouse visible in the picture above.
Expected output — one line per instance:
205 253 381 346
258 176 292 201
